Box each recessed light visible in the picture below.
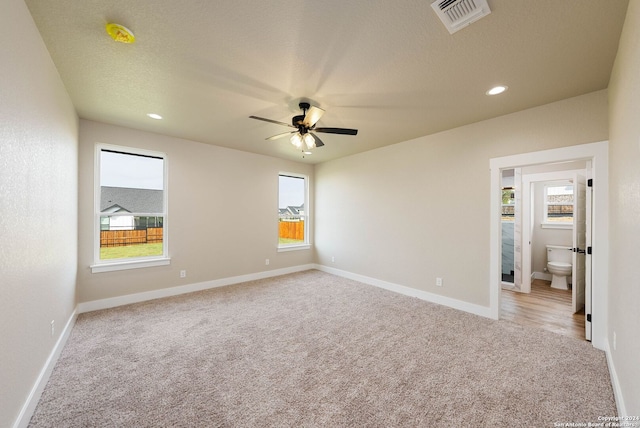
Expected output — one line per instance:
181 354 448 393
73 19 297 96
486 85 508 96
147 113 163 120
303 151 313 155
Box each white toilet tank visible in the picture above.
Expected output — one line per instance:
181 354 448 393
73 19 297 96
546 245 572 264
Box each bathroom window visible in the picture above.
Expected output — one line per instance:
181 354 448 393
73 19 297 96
543 183 573 227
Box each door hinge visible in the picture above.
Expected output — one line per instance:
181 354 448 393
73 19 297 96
586 314 592 323
587 246 592 255
588 179 593 187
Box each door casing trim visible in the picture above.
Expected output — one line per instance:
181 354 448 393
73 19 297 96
489 141 608 350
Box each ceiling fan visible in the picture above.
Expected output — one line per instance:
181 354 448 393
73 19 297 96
249 102 358 150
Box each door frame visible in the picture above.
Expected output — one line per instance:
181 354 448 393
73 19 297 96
489 141 609 350
521 169 586 296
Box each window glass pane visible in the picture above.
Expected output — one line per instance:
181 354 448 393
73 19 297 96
98 149 165 261
278 175 306 245
99 216 164 259
546 185 573 223
501 188 515 222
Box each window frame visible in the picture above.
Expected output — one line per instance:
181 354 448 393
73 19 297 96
91 144 170 273
541 181 574 230
277 172 311 252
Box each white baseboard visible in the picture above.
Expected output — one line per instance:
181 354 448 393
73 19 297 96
13 309 78 428
314 264 492 319
604 342 627 418
532 271 552 281
501 282 516 290
77 264 316 313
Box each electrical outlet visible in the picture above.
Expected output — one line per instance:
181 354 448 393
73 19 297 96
180 270 187 278
613 331 617 351
265 259 270 266
50 320 55 337
331 256 335 263
436 277 443 287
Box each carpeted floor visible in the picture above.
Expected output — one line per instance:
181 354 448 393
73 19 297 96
29 270 617 427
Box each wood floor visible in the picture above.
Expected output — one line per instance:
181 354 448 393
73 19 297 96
501 279 586 340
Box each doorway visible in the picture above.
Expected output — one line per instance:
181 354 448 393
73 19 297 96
489 141 609 350
502 165 588 339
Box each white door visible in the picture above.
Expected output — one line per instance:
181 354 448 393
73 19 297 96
520 178 533 294
584 168 593 341
513 168 523 290
572 174 586 314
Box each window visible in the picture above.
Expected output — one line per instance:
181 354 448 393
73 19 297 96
501 187 515 222
278 173 309 250
91 145 169 272
543 182 573 227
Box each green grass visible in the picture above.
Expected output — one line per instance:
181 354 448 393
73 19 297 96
279 238 305 245
100 243 163 260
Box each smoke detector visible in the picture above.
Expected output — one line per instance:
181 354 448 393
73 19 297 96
431 0 491 34
105 23 136 44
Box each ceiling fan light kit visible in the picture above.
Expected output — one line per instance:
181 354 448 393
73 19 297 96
290 132 315 150
249 101 358 154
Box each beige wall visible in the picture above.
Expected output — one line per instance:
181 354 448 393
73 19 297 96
77 120 314 303
4 0 638 422
0 0 79 426
315 90 608 308
608 0 640 416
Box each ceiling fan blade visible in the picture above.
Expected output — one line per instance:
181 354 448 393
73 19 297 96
302 106 325 127
249 115 295 128
266 131 295 141
314 127 358 136
310 132 324 147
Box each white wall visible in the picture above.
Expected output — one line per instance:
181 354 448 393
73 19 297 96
315 90 608 308
608 0 640 416
77 120 314 303
0 0 78 426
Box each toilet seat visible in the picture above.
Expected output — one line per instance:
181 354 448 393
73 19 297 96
548 261 571 269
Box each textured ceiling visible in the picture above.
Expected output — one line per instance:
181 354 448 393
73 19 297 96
25 0 629 164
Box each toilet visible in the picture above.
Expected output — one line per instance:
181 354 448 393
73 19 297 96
546 245 573 290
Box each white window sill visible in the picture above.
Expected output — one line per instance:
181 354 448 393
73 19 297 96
277 244 311 253
91 257 171 273
541 222 573 230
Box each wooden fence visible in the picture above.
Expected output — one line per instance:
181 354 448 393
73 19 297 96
102 223 298 247
100 227 163 247
279 220 304 241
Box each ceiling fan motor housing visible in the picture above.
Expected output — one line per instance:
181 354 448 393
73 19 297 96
292 115 306 127
293 102 313 130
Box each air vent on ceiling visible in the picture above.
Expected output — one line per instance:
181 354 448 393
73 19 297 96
431 0 491 34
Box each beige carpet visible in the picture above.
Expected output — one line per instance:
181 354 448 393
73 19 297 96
29 270 616 427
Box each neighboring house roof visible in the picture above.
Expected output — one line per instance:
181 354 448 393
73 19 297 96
100 187 163 213
279 204 304 218
102 204 130 214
